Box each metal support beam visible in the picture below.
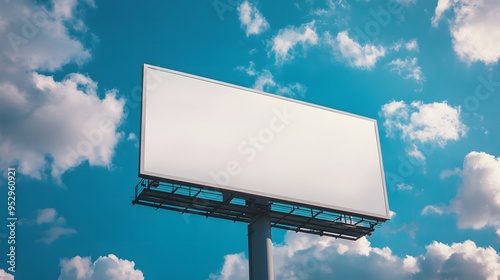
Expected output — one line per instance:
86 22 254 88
248 212 274 280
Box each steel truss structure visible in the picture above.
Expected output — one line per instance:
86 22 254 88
133 178 383 240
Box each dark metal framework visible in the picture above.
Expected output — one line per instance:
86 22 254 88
133 178 384 240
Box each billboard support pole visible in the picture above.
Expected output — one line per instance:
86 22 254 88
248 202 274 280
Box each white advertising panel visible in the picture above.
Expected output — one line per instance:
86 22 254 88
140 64 390 219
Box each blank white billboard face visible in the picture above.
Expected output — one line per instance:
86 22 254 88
140 65 390 219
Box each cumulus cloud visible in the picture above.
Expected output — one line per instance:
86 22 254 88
3 0 91 71
270 21 318 64
211 232 500 279
326 30 386 70
451 151 500 235
422 240 500 280
0 0 125 181
59 254 144 280
432 0 500 65
387 57 424 87
237 61 306 97
210 253 248 280
237 1 269 36
380 100 467 160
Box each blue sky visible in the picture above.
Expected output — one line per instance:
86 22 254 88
0 0 500 279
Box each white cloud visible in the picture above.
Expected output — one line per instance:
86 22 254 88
0 270 14 280
127 133 137 141
390 39 418 52
40 226 77 244
326 30 386 70
253 70 276 91
270 21 318 64
310 0 350 24
380 100 467 159
432 0 500 65
0 0 125 181
3 0 91 71
35 208 76 244
396 0 417 5
423 240 500 280
397 183 413 191
387 57 424 85
440 167 461 179
451 151 500 235
237 1 269 36
406 143 426 161
37 208 57 224
210 253 248 280
422 205 445 215
403 256 420 273
237 62 306 97
405 39 419 51
211 232 500 279
0 73 125 181
59 254 144 280
432 0 452 26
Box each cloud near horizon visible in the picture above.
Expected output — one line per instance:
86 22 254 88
210 231 500 279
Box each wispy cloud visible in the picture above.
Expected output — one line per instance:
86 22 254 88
237 61 306 97
440 167 461 180
421 205 445 215
387 57 424 90
326 30 386 70
40 226 77 244
37 208 59 224
391 38 419 52
127 133 137 141
237 1 269 36
270 21 318 64
35 208 76 244
397 183 414 191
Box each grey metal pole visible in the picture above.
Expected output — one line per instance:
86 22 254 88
248 212 274 280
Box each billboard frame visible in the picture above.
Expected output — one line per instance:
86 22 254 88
138 64 390 222
133 178 382 240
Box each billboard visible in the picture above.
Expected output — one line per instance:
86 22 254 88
140 64 390 220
